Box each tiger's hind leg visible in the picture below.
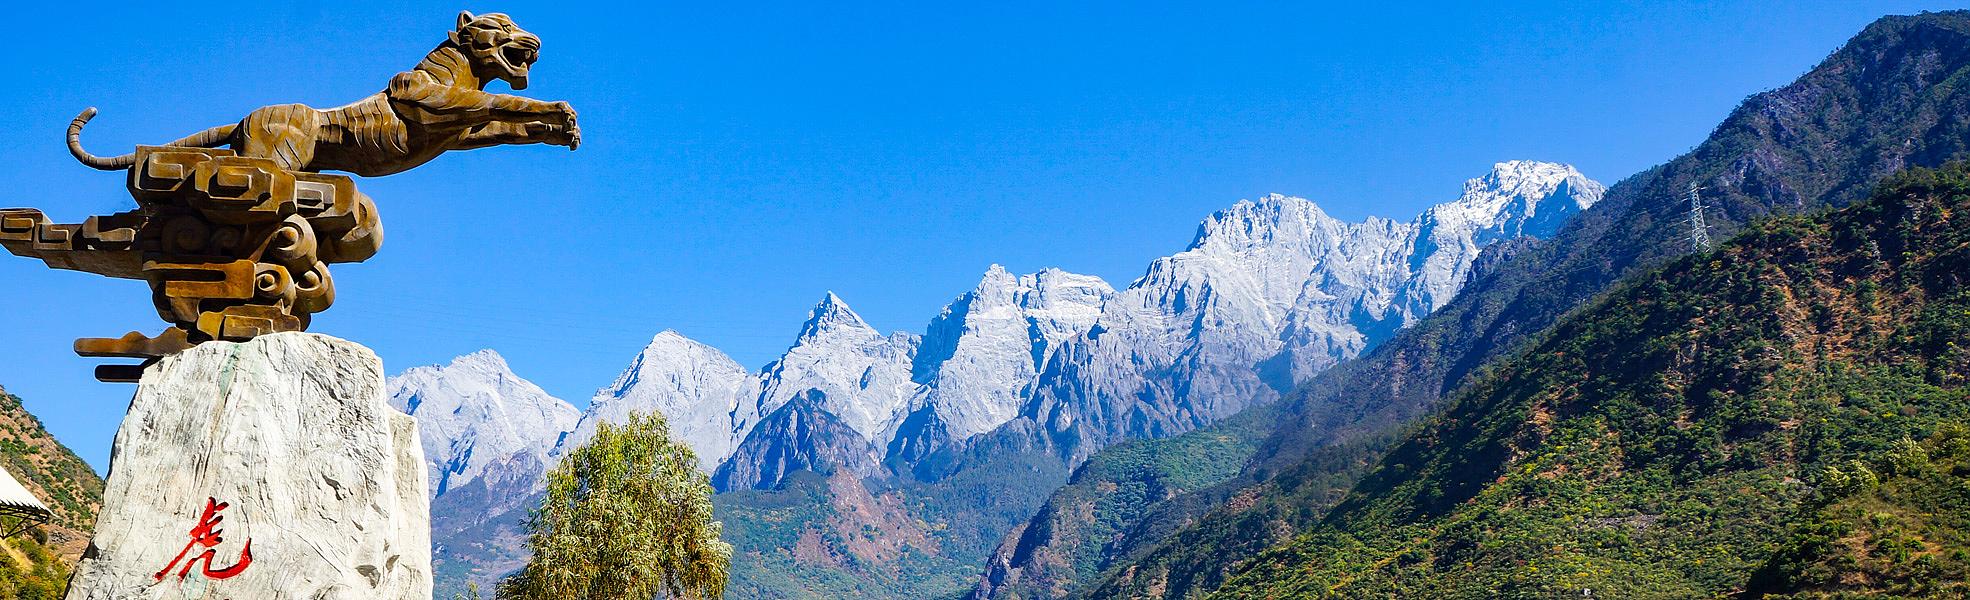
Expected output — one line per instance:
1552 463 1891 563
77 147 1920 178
236 104 323 171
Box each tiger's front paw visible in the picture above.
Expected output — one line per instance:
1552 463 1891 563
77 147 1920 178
552 101 580 150
523 121 577 149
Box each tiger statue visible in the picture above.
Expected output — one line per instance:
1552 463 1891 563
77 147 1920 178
66 11 579 177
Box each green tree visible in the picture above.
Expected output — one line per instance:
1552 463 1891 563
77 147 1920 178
499 412 731 600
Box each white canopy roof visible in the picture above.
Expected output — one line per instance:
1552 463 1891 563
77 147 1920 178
0 465 50 517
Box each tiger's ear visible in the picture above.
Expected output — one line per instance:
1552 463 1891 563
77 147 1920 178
457 11 475 29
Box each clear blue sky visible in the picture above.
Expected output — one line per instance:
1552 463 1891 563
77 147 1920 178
1 1 1957 472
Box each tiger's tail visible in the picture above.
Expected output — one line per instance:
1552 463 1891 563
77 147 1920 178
68 107 238 171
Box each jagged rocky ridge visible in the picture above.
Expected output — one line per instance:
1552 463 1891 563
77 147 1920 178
586 274 1110 492
567 160 1602 492
950 160 1603 472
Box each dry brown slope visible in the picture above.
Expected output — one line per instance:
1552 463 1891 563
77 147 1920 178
0 384 103 560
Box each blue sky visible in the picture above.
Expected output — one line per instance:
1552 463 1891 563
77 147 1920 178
1 1 1958 471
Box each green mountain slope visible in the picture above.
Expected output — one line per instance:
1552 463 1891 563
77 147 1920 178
1072 426 1392 600
1210 163 1970 597
966 405 1280 600
1068 10 1970 600
0 385 106 598
1745 425 1970 598
717 449 1068 599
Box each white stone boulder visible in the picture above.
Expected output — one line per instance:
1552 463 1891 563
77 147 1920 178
65 332 433 600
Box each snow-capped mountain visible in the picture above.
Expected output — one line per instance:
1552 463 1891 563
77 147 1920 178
1010 160 1605 465
561 331 761 472
1397 160 1606 319
387 350 580 498
888 266 1115 466
709 294 924 489
754 292 922 449
550 293 929 490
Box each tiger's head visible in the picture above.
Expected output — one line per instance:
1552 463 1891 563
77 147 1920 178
452 11 543 90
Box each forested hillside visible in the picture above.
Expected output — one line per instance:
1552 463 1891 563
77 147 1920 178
1212 162 1970 597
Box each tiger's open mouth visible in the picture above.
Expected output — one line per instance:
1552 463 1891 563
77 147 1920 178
502 45 539 69
490 35 542 90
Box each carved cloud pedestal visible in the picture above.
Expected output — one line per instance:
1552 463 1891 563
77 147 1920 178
64 332 433 600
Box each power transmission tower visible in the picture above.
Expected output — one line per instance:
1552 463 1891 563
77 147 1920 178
1687 182 1713 252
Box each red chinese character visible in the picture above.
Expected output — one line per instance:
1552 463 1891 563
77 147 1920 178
154 497 253 582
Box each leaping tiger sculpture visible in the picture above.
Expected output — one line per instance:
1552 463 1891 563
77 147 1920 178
67 11 579 176
0 11 581 382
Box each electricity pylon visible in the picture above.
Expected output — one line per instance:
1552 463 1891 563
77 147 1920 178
1687 182 1713 252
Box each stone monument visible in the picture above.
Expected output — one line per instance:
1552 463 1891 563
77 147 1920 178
64 333 431 599
0 11 580 599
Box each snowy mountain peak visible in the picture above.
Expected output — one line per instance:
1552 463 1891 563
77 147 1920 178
891 265 1115 457
1030 266 1111 288
1399 160 1607 319
412 350 520 392
608 330 744 398
387 352 580 498
454 348 507 367
1188 193 1340 255
1469 160 1598 205
629 330 741 371
962 265 1021 303
797 291 877 341
1427 160 1607 239
564 329 760 473
648 329 693 345
750 290 921 457
1013 269 1113 349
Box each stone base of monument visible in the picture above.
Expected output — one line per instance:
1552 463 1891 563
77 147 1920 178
64 332 433 600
